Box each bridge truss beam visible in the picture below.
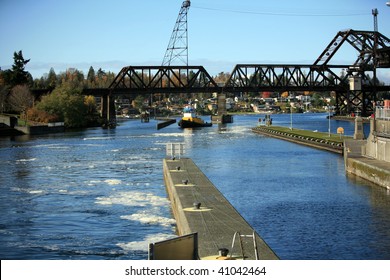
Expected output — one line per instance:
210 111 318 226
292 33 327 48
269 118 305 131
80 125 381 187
108 65 219 94
224 64 389 116
225 64 349 92
314 29 390 68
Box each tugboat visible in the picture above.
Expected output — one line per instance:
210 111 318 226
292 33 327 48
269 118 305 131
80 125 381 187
178 106 212 128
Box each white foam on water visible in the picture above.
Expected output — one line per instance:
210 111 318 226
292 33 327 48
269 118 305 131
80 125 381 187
11 187 44 195
83 136 115 141
152 132 188 138
90 180 102 184
16 158 37 162
111 160 129 165
95 191 170 207
47 189 90 196
28 190 44 194
104 179 122 185
121 212 176 227
29 143 67 149
117 233 177 252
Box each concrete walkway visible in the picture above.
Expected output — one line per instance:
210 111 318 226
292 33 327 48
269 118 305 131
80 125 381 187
163 158 279 260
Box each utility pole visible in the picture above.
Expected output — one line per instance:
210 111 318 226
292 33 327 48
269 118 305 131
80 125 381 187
372 8 379 114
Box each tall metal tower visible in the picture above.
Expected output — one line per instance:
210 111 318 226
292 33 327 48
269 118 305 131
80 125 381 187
372 8 378 32
162 1 191 66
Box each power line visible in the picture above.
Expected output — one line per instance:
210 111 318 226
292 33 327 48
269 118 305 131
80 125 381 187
192 5 368 17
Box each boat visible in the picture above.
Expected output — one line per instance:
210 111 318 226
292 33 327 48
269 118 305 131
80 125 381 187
178 106 212 128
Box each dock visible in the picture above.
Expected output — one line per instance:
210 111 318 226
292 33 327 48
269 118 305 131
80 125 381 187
156 118 176 130
163 158 279 260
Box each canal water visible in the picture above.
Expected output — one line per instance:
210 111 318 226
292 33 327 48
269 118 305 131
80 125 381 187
1 113 390 260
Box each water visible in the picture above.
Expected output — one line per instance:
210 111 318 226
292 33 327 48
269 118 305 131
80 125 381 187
1 113 390 260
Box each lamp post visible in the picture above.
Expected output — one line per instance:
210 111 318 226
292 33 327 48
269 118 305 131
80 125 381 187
387 2 390 7
328 104 331 137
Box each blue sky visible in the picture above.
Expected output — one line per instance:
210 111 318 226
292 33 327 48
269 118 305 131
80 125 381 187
1 0 390 80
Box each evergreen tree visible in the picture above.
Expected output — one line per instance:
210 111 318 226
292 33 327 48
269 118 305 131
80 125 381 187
5 51 32 87
96 68 106 79
47 67 57 89
87 66 96 83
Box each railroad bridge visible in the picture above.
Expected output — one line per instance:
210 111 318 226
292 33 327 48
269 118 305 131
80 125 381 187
31 29 390 124
80 29 389 123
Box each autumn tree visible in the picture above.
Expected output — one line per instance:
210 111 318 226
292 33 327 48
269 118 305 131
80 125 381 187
214 72 230 84
281 91 289 99
8 85 34 123
84 95 97 114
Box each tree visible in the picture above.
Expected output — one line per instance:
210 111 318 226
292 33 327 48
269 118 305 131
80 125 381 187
8 85 34 123
214 72 230 84
281 91 289 98
35 82 102 128
311 93 326 108
87 66 96 83
133 95 146 111
57 68 85 90
47 67 57 89
84 95 97 114
36 83 85 127
0 85 8 113
96 68 105 79
3 51 32 87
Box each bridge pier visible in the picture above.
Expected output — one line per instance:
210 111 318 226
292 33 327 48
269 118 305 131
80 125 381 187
211 93 233 124
100 94 116 126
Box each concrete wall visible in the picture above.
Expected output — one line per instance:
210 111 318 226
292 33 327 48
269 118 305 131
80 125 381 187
346 158 390 189
364 119 390 163
15 125 64 135
0 115 18 128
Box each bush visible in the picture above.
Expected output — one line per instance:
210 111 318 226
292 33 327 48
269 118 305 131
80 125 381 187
27 108 59 123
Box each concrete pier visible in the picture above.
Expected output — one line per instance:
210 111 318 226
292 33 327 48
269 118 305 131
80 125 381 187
163 158 279 260
252 126 344 154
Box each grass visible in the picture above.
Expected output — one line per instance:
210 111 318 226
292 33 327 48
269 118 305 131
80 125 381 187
254 125 351 144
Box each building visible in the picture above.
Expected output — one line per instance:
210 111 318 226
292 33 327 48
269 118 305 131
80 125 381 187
364 103 390 162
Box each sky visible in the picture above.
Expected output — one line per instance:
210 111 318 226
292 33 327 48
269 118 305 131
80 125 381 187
1 0 390 81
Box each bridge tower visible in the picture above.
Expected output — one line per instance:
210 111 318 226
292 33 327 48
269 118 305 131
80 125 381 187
162 1 191 66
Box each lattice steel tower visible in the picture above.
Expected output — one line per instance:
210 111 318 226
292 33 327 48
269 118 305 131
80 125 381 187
162 1 190 66
372 8 378 32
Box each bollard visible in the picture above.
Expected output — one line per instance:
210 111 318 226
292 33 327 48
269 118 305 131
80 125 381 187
193 202 201 210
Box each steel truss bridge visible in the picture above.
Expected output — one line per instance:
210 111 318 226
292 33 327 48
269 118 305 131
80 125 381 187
98 30 390 117
35 30 390 121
